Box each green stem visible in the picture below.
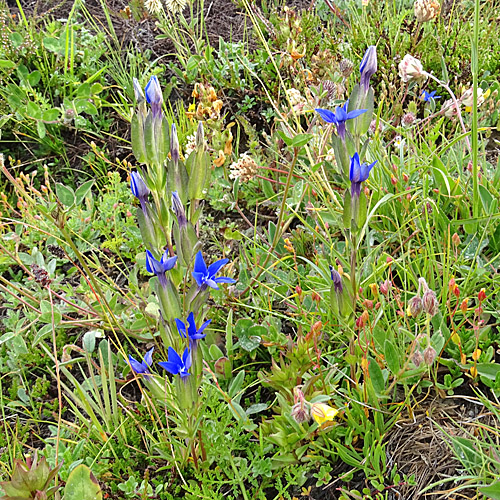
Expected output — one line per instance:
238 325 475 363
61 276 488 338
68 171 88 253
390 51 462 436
472 0 480 220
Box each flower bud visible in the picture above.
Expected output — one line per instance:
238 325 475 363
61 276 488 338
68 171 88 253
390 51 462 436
398 54 427 83
170 123 180 164
402 112 416 126
452 232 461 247
330 266 343 294
133 77 146 105
408 295 423 318
380 279 392 296
359 45 377 91
171 191 187 229
414 0 440 22
423 345 436 365
443 99 459 118
144 75 163 118
195 121 205 149
422 289 439 317
460 299 468 314
291 403 310 424
478 288 486 302
412 350 424 367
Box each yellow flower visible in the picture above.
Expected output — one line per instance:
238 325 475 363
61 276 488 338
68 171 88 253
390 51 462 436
310 403 339 425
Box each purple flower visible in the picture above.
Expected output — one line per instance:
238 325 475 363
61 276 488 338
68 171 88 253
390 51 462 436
350 152 377 198
359 45 377 91
315 100 367 141
192 251 236 290
330 266 343 294
131 171 150 214
172 191 187 229
421 90 441 102
144 75 163 118
176 312 211 349
146 249 178 287
129 347 154 379
158 346 192 380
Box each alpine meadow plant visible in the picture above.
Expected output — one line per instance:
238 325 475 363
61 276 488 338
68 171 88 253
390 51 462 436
127 75 236 466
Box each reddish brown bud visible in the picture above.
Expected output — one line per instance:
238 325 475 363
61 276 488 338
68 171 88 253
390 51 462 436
422 289 439 317
412 350 424 367
423 346 437 365
452 232 461 247
478 289 486 302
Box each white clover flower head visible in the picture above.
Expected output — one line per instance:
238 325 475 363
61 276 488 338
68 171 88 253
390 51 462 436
398 54 427 83
414 0 440 22
145 0 163 15
461 87 485 108
165 0 187 14
229 153 258 183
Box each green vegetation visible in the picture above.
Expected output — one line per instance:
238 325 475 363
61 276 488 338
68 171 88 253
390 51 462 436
1 0 500 498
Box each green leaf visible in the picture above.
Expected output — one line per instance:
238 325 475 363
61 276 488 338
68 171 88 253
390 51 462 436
37 120 46 139
63 464 102 500
384 340 400 375
27 70 41 87
476 363 500 380
290 133 314 149
56 183 76 207
75 180 94 206
0 59 16 69
43 108 61 121
368 358 385 394
228 370 245 398
239 335 261 352
32 324 53 347
480 483 500 500
74 99 97 115
245 403 267 415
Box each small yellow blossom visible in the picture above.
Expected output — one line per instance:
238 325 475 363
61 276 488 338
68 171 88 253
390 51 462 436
310 402 339 425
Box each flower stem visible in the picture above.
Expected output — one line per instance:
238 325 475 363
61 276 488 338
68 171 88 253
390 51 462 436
424 72 471 154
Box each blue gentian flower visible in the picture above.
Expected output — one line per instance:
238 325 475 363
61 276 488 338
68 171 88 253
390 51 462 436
176 312 211 349
172 191 187 229
131 171 149 207
146 249 178 287
192 251 236 290
158 346 192 380
359 45 377 91
350 152 377 198
421 90 441 102
144 75 163 118
129 347 154 379
329 266 343 294
315 100 367 141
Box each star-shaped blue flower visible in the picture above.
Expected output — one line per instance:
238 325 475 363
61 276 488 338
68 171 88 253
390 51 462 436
158 346 192 380
421 90 441 102
350 152 377 198
129 347 154 379
315 100 367 141
146 249 177 287
176 312 211 349
192 251 236 290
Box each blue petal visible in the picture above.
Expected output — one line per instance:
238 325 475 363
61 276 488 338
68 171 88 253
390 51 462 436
206 279 220 289
346 109 367 120
207 258 229 278
349 153 361 182
197 319 212 336
193 251 208 276
335 104 348 123
182 347 192 370
315 108 337 124
214 277 236 284
167 346 182 367
160 254 178 272
129 355 146 374
143 347 154 367
192 272 205 287
186 312 197 338
145 250 156 274
158 361 180 375
176 318 187 338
